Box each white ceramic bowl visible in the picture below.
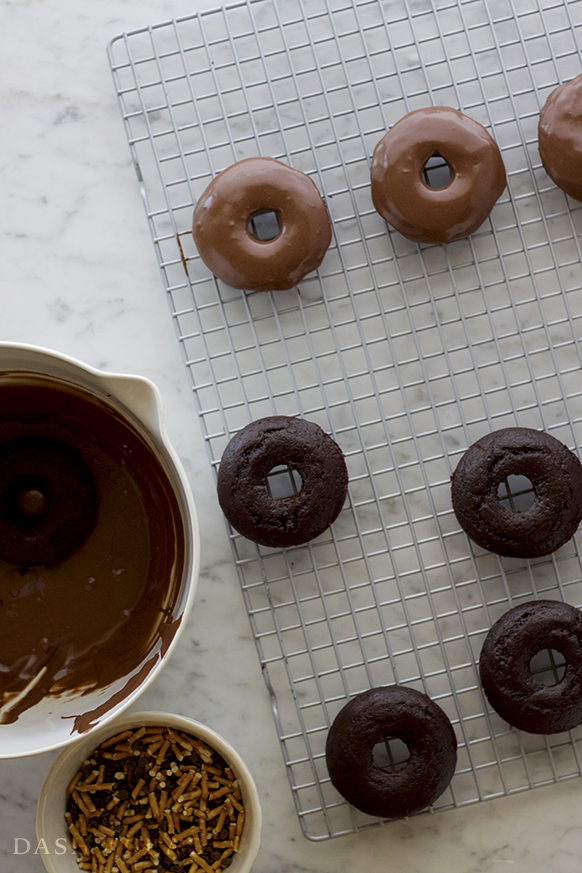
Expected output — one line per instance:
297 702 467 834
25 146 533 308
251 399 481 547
36 711 262 873
0 343 199 757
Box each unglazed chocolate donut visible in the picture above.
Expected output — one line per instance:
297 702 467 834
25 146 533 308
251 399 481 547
370 106 506 244
0 436 96 566
325 685 457 818
479 600 582 734
192 157 332 292
451 427 582 559
216 416 348 548
539 73 582 200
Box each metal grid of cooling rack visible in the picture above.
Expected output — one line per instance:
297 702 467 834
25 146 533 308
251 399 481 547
109 0 582 840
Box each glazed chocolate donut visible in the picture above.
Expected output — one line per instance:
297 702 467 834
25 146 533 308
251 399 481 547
0 436 96 566
192 157 332 292
451 427 582 559
325 685 457 819
479 600 582 733
216 416 348 548
539 73 582 200
370 106 506 244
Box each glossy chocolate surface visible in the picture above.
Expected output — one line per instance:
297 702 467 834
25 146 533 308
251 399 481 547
0 372 185 724
370 106 506 244
538 74 582 201
192 157 332 292
0 435 96 566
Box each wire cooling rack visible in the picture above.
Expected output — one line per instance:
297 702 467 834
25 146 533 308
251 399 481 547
109 0 582 840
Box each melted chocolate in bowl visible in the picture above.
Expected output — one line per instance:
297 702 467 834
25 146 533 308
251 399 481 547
0 371 186 729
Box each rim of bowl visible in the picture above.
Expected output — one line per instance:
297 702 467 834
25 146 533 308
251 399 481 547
0 343 200 756
36 711 262 873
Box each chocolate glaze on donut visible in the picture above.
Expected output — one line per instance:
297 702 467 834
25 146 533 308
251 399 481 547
192 157 332 292
479 600 582 734
538 74 582 201
217 415 348 548
0 372 185 725
370 106 506 244
325 685 457 819
451 427 582 559
0 435 96 567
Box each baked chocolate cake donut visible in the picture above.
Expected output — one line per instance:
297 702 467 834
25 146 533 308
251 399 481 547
538 74 582 200
0 436 96 566
216 416 348 548
192 157 332 292
370 106 506 244
325 685 457 819
479 600 582 734
451 427 582 559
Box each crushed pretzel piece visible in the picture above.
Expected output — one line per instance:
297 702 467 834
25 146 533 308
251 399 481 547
65 726 244 872
100 730 134 749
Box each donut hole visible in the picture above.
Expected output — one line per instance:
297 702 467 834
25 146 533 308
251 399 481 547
247 209 281 241
529 648 567 686
266 464 302 499
422 153 452 189
372 736 410 772
497 474 535 512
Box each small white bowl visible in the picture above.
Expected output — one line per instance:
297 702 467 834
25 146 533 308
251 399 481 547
36 711 262 873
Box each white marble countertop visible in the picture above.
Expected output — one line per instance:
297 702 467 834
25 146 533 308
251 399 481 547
2 0 582 871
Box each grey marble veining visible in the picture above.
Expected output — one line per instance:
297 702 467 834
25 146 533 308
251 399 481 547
2 0 582 871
